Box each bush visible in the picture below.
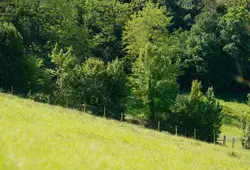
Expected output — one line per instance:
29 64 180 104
73 58 128 119
105 59 128 119
0 22 38 94
129 44 179 124
42 45 128 119
165 80 222 142
239 113 250 149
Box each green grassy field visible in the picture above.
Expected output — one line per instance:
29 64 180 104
220 100 250 135
218 99 250 149
0 93 250 170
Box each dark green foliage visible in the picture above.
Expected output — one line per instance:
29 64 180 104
8 0 57 62
49 54 128 119
181 10 225 90
156 0 217 31
49 44 79 105
75 58 107 110
106 59 128 118
166 80 222 142
0 22 38 93
2 0 249 95
74 58 128 119
130 44 179 123
0 22 23 92
239 113 250 149
79 0 132 61
180 2 250 91
219 2 250 83
123 1 171 57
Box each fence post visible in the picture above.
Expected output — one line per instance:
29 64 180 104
175 126 178 136
120 112 123 122
223 135 227 146
103 106 106 118
232 137 235 148
47 95 50 104
194 129 196 139
82 104 86 113
158 121 161 132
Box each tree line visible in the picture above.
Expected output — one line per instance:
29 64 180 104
0 0 250 143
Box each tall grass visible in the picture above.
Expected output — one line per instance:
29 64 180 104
0 93 250 169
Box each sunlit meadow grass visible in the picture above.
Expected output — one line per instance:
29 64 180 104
0 93 250 170
218 99 250 148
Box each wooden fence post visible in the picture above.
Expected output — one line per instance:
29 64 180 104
47 95 50 104
194 129 196 139
175 126 178 136
158 121 161 132
82 104 86 113
223 135 227 146
103 106 106 118
232 137 235 148
120 112 123 122
11 86 13 94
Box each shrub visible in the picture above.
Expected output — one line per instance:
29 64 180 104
239 113 250 149
74 58 128 119
129 44 179 124
48 45 128 119
0 22 39 94
165 80 222 142
105 59 128 119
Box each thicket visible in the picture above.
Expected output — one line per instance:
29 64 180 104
240 113 250 149
1 0 250 143
165 80 222 142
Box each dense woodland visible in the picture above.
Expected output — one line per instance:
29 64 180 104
0 0 250 143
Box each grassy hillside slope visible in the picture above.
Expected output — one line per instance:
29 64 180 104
0 93 250 170
220 100 250 136
218 99 250 149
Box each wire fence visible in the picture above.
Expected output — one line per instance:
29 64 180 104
82 102 242 149
6 87 244 149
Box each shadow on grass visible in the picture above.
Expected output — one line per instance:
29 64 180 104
222 114 240 127
216 92 247 103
